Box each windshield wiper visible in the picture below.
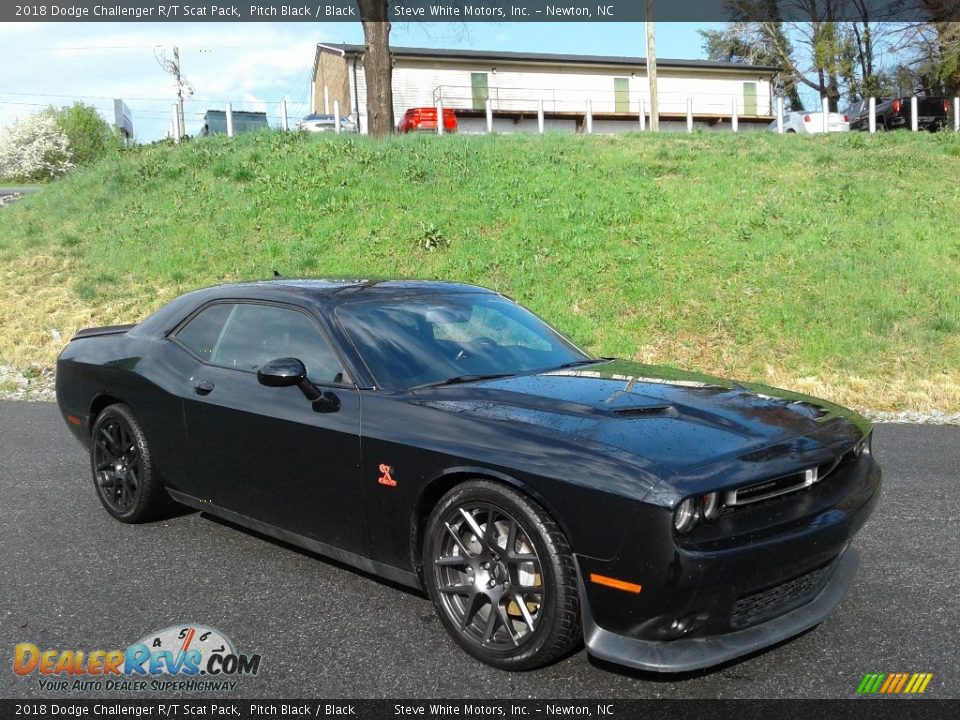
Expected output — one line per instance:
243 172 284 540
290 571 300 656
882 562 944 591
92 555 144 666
552 358 613 370
413 372 516 389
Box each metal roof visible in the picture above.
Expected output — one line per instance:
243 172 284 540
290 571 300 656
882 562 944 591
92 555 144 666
317 43 780 74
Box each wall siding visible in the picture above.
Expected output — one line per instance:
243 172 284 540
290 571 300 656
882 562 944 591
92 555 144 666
316 50 775 132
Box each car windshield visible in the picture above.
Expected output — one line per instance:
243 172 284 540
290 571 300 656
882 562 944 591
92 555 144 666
336 293 592 391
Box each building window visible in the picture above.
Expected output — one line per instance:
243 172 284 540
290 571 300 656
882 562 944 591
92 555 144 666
471 73 489 111
743 82 758 116
614 77 630 113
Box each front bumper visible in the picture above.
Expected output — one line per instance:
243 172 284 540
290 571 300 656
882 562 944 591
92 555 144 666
575 448 880 672
578 547 859 672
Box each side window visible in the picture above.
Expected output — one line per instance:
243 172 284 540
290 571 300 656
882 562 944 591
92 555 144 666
174 303 233 361
178 303 346 384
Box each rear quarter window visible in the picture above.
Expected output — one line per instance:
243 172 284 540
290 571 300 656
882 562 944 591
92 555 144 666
173 303 233 361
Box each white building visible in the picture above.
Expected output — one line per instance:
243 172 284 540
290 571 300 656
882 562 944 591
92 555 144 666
312 43 779 133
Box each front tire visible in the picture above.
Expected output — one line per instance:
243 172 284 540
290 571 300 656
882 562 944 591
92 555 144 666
423 480 582 670
90 404 170 523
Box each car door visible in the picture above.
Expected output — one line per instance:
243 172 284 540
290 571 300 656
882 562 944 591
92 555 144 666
174 300 364 554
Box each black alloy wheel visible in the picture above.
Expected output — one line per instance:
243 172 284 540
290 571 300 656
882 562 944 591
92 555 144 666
424 480 581 670
90 404 170 523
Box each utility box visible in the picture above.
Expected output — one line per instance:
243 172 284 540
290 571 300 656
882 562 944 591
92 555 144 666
202 110 269 136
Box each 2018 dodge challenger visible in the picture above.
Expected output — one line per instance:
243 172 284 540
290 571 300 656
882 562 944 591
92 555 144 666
56 279 881 672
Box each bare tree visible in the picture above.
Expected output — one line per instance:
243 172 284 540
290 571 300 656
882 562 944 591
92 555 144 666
703 0 906 109
357 0 395 136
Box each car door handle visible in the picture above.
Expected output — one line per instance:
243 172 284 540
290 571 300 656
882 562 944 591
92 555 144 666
193 380 215 395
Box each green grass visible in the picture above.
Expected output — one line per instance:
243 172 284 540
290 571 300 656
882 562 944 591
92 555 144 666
1 129 959 411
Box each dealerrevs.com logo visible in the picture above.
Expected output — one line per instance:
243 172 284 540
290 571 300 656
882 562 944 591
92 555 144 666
13 624 261 692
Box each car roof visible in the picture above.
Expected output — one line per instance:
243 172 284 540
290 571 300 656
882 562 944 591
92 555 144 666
135 279 498 336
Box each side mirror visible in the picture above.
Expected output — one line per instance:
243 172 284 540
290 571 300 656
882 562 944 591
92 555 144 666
257 357 340 413
257 357 307 388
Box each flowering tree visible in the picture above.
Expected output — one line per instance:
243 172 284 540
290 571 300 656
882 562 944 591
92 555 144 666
0 113 73 181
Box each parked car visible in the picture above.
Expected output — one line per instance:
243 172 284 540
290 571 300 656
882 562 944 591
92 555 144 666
297 114 359 133
56 279 880 673
845 97 950 131
398 107 458 133
768 111 849 134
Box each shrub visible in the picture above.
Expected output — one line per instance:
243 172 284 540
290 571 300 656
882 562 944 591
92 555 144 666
0 113 73 181
48 103 114 166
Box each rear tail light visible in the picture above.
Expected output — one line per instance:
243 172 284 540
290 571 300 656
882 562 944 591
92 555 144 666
945 100 950 112
892 99 901 113
803 114 811 122
843 115 849 122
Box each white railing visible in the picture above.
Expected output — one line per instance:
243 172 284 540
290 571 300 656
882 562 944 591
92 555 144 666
430 85 774 118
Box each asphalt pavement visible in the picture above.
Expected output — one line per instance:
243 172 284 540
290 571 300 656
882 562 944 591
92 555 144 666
1 401 957 699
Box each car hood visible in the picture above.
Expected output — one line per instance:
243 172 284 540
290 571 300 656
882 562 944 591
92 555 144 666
411 359 869 475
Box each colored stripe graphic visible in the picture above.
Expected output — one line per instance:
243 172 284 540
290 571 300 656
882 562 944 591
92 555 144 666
857 672 933 695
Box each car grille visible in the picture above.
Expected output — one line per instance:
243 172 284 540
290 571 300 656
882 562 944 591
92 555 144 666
730 560 834 630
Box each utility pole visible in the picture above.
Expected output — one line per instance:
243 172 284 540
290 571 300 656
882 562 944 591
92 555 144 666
156 46 194 141
645 0 659 132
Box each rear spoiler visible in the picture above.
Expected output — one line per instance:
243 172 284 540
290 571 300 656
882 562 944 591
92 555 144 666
71 323 137 340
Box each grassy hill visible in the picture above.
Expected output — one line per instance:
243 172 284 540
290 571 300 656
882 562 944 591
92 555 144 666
1 129 959 411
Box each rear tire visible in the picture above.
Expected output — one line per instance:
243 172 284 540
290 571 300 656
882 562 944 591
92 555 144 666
90 404 171 523
423 480 582 670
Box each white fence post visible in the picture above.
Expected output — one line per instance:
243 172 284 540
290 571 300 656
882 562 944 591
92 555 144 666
869 97 876 133
436 101 444 135
731 97 738 133
225 102 233 138
333 100 341 134
323 86 330 115
776 96 784 133
280 100 288 131
639 97 646 131
955 97 959 132
485 97 493 134
821 96 829 133
686 98 693 132
172 105 180 144
537 100 544 134
585 99 593 134
911 96 919 131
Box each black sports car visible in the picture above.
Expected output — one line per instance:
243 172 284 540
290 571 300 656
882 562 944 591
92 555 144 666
56 280 881 672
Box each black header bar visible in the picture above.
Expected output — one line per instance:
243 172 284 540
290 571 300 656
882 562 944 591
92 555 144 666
1 700 958 720
2 0 956 23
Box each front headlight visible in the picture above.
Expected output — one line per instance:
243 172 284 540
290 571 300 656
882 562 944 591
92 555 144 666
701 492 721 521
674 497 698 533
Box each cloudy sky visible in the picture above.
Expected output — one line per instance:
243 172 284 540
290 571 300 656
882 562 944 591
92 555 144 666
0 22 719 141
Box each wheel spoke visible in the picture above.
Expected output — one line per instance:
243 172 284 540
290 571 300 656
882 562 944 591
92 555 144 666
436 554 470 567
506 519 518 554
509 552 537 563
484 505 498 550
496 602 519 646
438 583 472 595
458 508 490 553
98 427 119 456
480 604 499 645
512 585 543 595
512 592 537 634
460 592 484 631
98 470 116 491
444 522 475 558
